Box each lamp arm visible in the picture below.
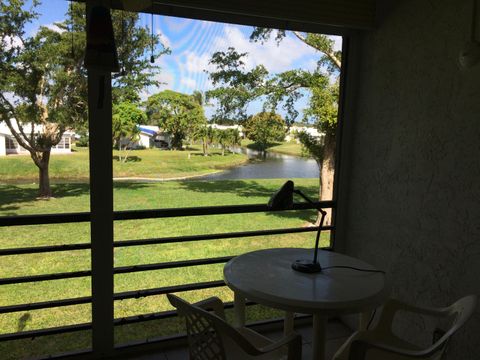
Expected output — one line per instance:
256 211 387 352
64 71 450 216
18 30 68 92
293 190 327 216
293 190 327 264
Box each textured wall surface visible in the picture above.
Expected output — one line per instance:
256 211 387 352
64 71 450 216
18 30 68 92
341 0 480 357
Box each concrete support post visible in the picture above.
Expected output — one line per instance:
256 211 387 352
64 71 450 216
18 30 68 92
86 2 115 356
88 68 114 356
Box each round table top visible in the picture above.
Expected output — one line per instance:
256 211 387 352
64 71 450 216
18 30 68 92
224 248 390 315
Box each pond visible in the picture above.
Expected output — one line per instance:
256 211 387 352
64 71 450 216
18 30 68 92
200 147 319 180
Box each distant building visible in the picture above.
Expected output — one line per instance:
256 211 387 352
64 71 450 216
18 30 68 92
0 122 75 156
209 124 244 138
119 125 172 149
285 126 323 143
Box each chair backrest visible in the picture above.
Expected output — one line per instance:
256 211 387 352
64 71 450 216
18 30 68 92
168 294 227 360
429 294 477 356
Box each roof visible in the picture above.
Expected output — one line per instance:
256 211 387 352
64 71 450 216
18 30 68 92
137 125 160 136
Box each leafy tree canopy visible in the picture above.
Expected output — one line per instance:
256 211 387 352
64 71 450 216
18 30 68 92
207 28 342 223
145 90 207 150
244 112 286 151
112 102 146 162
0 0 169 197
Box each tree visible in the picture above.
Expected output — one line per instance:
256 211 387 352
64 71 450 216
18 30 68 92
217 128 241 155
251 29 341 225
216 129 229 156
207 30 341 224
0 1 85 198
112 102 146 162
0 1 169 197
244 112 286 151
194 125 216 156
145 90 207 150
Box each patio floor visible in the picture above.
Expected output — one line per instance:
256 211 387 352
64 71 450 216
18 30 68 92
126 318 353 360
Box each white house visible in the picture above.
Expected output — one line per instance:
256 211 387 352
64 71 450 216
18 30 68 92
0 122 75 156
209 124 244 138
285 125 323 143
120 125 172 149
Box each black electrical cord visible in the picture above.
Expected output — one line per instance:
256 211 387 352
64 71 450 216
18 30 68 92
322 265 386 274
366 308 377 330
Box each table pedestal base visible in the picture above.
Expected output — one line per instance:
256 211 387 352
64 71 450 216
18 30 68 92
312 315 327 360
284 311 295 335
233 293 246 327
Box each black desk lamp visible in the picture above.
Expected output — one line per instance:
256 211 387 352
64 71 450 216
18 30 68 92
268 180 327 273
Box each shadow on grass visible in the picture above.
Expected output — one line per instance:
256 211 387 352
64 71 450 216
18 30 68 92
176 179 319 223
112 156 142 162
0 182 150 215
245 141 281 152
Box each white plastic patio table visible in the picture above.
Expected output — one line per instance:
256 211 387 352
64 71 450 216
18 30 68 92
223 248 390 360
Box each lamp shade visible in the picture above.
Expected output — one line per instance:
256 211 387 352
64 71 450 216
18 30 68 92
268 180 294 210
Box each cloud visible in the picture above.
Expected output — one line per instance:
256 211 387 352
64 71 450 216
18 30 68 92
157 32 171 49
2 35 23 50
212 26 319 73
173 25 324 77
330 35 342 52
156 71 174 90
180 77 197 89
182 51 212 73
44 22 65 33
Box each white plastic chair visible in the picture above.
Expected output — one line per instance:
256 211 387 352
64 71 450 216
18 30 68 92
334 295 477 360
167 293 302 360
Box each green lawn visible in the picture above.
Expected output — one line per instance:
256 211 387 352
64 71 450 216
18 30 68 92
0 179 327 359
0 147 247 182
242 140 305 157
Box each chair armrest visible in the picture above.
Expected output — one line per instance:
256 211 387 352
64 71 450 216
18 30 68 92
374 299 450 336
384 299 449 317
348 339 438 360
259 332 302 360
259 332 301 352
193 296 226 319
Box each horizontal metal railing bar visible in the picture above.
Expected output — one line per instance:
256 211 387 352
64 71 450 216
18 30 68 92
0 281 224 315
0 201 335 227
113 256 234 274
0 256 234 285
0 296 92 314
0 225 334 256
114 280 225 301
0 280 225 314
0 212 90 227
0 322 92 342
113 202 334 221
0 299 258 342
115 225 335 248
0 243 91 256
0 244 331 287
114 300 257 326
0 270 92 285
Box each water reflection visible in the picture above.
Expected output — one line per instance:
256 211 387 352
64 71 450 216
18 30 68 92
200 147 319 180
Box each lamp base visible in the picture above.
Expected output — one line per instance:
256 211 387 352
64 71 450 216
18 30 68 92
291 259 322 273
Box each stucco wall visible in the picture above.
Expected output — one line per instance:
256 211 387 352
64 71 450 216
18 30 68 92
340 0 480 357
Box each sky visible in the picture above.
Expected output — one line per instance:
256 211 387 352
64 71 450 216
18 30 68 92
24 0 342 121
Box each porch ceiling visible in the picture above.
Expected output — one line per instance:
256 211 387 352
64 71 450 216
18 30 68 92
73 0 376 33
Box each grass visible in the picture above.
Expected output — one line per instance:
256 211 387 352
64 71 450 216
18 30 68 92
0 147 247 182
242 140 305 157
0 179 327 359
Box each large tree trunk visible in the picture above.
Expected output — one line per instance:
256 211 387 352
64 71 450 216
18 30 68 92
36 151 52 198
318 133 336 226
